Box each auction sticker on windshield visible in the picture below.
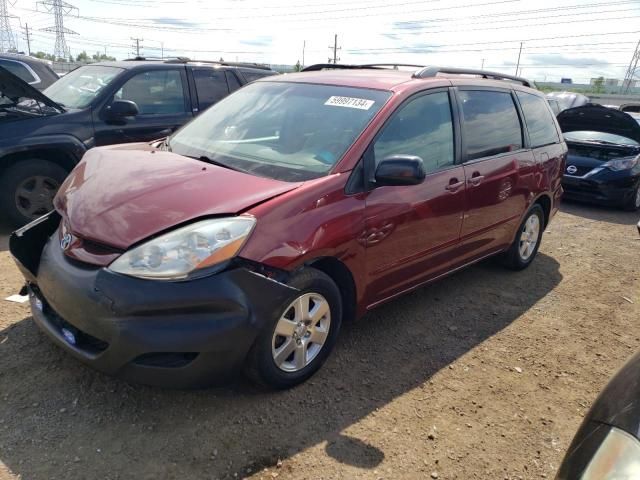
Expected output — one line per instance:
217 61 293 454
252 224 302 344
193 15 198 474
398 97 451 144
324 96 375 110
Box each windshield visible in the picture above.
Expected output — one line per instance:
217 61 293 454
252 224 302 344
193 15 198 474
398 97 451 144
564 130 639 146
169 81 391 182
43 65 123 108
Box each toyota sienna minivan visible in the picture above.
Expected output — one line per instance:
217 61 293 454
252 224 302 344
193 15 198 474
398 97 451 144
10 64 566 389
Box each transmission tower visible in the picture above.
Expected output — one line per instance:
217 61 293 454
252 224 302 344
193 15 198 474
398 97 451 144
621 40 640 94
37 0 78 59
0 0 17 52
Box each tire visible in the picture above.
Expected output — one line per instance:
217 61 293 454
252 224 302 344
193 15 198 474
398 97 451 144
501 204 545 271
0 159 68 227
623 183 640 212
245 267 343 389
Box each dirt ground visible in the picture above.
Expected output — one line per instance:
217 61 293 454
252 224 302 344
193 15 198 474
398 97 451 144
0 201 638 480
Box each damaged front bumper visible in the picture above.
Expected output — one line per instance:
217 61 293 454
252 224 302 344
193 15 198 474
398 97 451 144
10 212 297 388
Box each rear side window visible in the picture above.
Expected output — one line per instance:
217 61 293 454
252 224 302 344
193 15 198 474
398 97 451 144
374 91 454 173
0 59 37 84
225 71 242 92
241 70 274 83
517 91 559 147
193 68 229 110
459 90 522 160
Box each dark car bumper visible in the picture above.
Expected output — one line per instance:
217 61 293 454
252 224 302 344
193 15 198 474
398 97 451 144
10 213 296 388
561 173 640 207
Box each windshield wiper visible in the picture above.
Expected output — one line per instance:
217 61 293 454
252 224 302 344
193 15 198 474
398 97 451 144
188 155 243 173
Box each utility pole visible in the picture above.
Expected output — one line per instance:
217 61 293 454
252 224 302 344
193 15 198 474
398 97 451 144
22 22 31 55
621 39 640 94
0 0 17 53
37 0 78 59
302 40 305 69
328 33 340 64
160 41 164 59
481 58 485 69
131 37 143 57
515 42 523 76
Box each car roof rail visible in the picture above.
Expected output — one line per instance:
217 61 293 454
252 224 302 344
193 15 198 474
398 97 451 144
413 66 532 87
121 56 272 70
186 60 273 70
360 63 426 69
123 56 190 62
301 63 377 72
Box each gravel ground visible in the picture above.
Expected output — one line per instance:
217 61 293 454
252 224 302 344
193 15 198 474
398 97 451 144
0 202 639 480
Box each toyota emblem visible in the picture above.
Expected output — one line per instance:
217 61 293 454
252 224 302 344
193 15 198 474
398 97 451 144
60 233 72 251
566 165 578 175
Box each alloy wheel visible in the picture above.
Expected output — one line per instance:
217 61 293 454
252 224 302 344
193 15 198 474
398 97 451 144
271 293 331 372
518 214 540 261
14 175 60 220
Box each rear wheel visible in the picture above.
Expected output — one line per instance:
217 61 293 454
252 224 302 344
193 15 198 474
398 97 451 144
501 204 544 270
245 268 342 389
0 159 68 226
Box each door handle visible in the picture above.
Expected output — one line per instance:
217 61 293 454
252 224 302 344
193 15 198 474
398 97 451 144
445 179 464 193
468 174 485 186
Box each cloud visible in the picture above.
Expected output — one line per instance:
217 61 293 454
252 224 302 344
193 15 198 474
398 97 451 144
151 17 200 28
240 36 273 47
526 54 610 67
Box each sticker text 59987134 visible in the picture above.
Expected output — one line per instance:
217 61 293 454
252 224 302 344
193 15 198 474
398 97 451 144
324 96 375 110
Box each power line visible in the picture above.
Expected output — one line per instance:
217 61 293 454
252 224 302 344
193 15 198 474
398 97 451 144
37 0 78 58
329 33 340 64
621 39 640 93
131 36 143 57
0 0 17 52
22 22 31 55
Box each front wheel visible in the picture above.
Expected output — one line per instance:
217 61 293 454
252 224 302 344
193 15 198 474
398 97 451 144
0 159 68 226
501 204 545 270
245 268 342 389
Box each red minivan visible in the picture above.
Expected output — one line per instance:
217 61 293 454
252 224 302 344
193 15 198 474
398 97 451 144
10 65 566 389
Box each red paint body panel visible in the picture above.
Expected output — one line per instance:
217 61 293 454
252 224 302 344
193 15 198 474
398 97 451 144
54 143 300 250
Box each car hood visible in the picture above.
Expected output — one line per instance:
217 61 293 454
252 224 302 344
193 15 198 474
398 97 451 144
557 105 640 143
0 65 62 110
54 144 302 250
586 349 640 439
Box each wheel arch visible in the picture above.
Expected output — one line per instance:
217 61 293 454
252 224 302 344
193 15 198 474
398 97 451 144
305 256 358 323
0 136 87 175
533 193 552 228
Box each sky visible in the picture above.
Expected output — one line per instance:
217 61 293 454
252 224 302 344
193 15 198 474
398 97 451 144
5 0 640 83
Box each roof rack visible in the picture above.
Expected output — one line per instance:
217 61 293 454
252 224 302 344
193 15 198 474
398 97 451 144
302 63 423 72
123 56 272 70
301 63 532 87
413 66 531 87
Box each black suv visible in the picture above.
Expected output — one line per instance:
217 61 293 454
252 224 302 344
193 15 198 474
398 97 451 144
0 58 276 225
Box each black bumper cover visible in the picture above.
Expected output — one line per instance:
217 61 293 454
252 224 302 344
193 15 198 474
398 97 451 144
561 173 639 207
10 213 296 388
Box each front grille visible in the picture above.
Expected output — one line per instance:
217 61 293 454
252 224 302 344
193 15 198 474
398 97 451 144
33 288 109 354
133 352 198 368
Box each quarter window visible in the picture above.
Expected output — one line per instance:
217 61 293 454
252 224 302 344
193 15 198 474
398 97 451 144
459 90 523 160
193 68 229 110
374 91 455 173
516 91 559 147
116 69 186 115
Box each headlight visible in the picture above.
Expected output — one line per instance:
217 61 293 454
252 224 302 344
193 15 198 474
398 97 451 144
581 427 640 479
108 216 255 280
603 155 639 171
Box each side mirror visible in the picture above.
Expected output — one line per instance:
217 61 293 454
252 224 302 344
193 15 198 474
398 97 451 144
374 155 426 186
108 99 139 118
